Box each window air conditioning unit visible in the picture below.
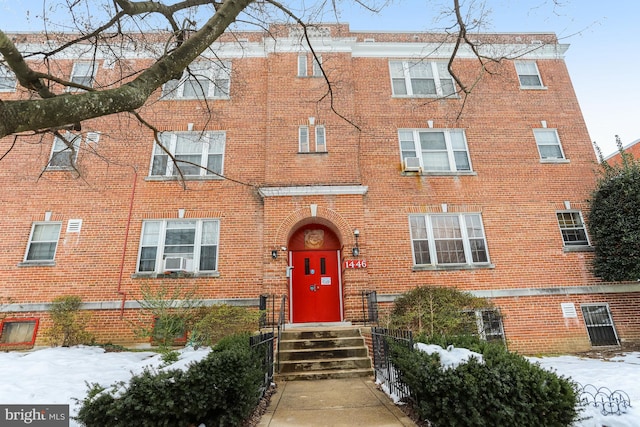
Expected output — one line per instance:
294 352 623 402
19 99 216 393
164 257 189 272
403 157 422 172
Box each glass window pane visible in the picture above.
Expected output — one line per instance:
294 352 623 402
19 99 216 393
423 152 450 171
32 224 61 241
413 240 431 265
201 221 219 245
141 222 161 245
453 151 470 171
389 61 404 78
199 245 217 271
410 216 428 239
434 239 466 264
152 154 168 175
408 62 433 78
206 155 223 174
469 239 488 263
432 216 461 238
420 132 446 150
27 242 57 260
392 79 407 95
411 79 436 95
519 75 541 87
539 145 563 159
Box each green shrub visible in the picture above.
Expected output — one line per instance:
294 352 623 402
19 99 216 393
189 304 261 347
390 286 494 338
390 341 578 427
75 334 263 427
44 295 94 347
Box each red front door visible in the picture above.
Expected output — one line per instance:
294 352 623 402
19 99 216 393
290 250 342 323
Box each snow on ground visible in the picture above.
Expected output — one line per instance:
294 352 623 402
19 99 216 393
0 345 638 427
0 346 211 427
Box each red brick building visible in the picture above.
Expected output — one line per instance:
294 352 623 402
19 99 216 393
604 138 640 165
1 24 638 354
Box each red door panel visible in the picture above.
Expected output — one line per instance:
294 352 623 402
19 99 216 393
291 250 341 323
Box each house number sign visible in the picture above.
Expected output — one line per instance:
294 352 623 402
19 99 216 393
344 260 367 269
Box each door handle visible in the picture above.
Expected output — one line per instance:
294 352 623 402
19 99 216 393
309 284 317 292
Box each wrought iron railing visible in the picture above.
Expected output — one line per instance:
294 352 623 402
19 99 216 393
249 331 274 398
577 382 631 416
371 327 413 402
276 295 287 373
361 290 379 325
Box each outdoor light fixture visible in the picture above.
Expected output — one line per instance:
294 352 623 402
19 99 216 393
352 229 360 257
271 249 278 259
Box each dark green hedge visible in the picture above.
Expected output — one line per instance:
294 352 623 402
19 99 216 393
390 342 578 427
76 334 263 427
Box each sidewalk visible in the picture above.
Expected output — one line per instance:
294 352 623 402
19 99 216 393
257 377 417 427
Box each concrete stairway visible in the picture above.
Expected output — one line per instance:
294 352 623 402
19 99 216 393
276 327 373 381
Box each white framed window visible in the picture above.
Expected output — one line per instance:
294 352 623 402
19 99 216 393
299 125 327 153
410 213 489 267
312 54 323 77
399 129 471 172
162 60 231 99
69 62 96 90
297 55 308 77
0 65 17 92
48 133 81 169
137 219 220 273
534 129 565 160
557 211 589 247
24 222 62 262
515 61 544 88
151 131 225 177
390 60 456 97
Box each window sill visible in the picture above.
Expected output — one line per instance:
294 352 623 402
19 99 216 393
18 261 56 267
412 263 495 272
159 96 230 101
563 245 594 253
402 171 477 176
540 158 570 164
297 151 328 155
392 94 459 99
519 86 548 90
145 175 223 182
45 166 75 171
131 272 220 279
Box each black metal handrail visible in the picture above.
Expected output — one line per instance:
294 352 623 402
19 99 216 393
249 331 274 397
371 327 413 402
276 295 287 373
361 290 379 325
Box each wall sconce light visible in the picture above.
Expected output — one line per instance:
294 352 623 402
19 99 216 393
271 250 278 259
352 229 360 257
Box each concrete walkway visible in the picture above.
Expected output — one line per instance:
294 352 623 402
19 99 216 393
257 377 417 427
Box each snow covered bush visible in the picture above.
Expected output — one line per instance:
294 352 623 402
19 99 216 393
390 341 579 427
75 334 263 427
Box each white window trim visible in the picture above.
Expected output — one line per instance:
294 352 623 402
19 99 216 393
410 213 491 268
299 125 327 153
399 129 473 173
389 60 456 98
136 219 220 274
68 62 97 91
161 60 231 99
149 131 225 178
23 222 62 263
312 54 323 77
297 55 308 77
48 133 81 170
0 65 17 92
556 210 591 248
533 128 567 162
515 60 546 89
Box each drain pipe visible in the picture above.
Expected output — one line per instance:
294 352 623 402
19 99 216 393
117 167 138 317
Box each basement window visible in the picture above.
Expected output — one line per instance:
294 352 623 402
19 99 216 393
0 318 39 348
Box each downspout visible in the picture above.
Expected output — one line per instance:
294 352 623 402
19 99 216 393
117 167 138 317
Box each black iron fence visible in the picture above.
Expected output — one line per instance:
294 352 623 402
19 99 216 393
249 331 274 397
371 327 413 402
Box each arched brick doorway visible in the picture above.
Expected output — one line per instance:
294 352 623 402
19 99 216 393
288 224 343 323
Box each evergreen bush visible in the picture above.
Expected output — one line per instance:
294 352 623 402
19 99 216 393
390 341 578 427
44 295 94 347
75 334 263 427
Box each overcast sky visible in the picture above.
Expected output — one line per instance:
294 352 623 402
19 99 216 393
1 0 636 156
